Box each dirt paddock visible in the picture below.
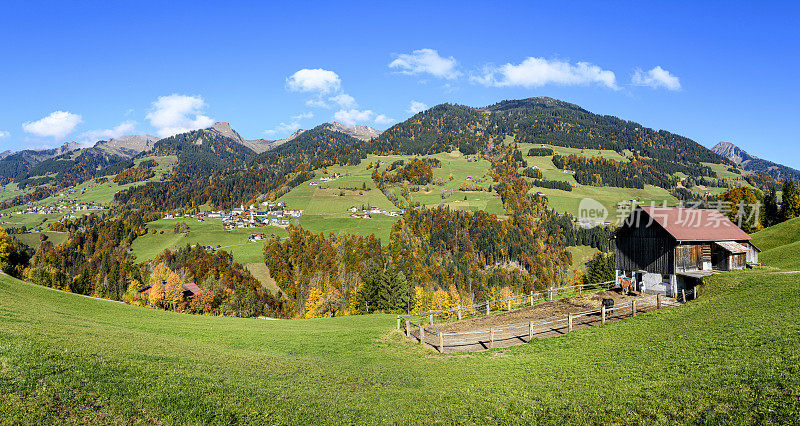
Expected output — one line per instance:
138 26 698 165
408 290 678 352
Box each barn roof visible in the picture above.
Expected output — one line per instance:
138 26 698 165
635 206 752 242
181 282 201 295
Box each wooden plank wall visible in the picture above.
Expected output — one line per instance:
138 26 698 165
615 221 675 275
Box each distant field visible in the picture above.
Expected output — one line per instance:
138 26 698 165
533 184 677 217
276 151 504 240
567 245 599 271
0 155 178 211
12 231 68 249
130 217 287 264
1 261 797 423
518 142 631 162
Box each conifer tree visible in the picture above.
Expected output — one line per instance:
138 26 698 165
780 179 800 221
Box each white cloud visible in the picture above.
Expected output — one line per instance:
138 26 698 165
0 130 9 139
305 99 330 108
472 57 618 89
374 115 395 125
146 94 215 138
329 93 357 109
407 100 429 114
292 112 314 120
80 121 136 142
22 111 83 139
334 109 374 125
389 48 460 79
264 121 302 137
286 68 341 94
632 66 681 91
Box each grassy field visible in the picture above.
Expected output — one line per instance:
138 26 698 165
1 248 798 423
567 245 598 271
276 151 503 240
130 218 288 265
752 217 800 270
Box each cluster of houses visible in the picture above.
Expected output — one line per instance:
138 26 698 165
5 200 105 221
162 202 302 230
347 205 404 219
309 172 343 186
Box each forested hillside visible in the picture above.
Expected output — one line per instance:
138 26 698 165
2 96 785 319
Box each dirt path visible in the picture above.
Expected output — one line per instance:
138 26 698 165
406 290 677 352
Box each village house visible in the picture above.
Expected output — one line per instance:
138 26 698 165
613 205 760 297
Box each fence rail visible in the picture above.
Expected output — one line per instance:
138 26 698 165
397 280 614 329
398 284 683 353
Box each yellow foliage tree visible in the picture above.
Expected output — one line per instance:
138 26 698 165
149 262 172 286
304 287 323 319
149 280 165 308
431 287 452 312
125 279 142 305
165 271 184 310
411 285 427 314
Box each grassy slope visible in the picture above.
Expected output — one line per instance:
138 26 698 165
751 217 800 270
567 245 598 272
1 265 798 423
276 152 503 242
130 218 287 265
515 142 678 215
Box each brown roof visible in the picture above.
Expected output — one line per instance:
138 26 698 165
181 282 202 295
636 206 751 241
715 241 749 254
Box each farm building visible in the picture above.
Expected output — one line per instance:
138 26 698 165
137 282 202 302
612 205 759 297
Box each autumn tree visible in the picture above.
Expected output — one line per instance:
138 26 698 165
780 179 800 221
165 271 184 310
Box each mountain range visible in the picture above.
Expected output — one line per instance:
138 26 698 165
711 141 800 183
0 121 382 181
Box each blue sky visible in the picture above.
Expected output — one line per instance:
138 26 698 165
1 1 798 167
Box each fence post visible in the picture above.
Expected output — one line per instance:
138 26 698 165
458 305 462 321
490 328 494 348
438 332 444 353
486 303 490 316
681 289 686 303
420 326 425 345
528 321 533 340
632 300 637 317
507 299 511 312
568 313 573 332
601 305 606 324
695 285 698 299
657 293 662 309
429 313 434 325
530 291 534 306
405 319 410 337
549 287 553 301
396 316 401 330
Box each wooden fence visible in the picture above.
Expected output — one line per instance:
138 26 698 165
397 282 684 352
397 280 614 329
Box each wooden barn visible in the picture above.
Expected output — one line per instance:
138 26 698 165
612 205 760 297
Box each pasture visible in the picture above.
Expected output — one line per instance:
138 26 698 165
130 217 287 265
1 247 798 423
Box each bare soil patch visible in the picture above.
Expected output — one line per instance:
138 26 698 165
428 289 657 333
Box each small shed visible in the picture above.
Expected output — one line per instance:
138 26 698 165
612 206 760 297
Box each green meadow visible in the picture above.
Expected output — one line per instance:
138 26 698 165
130 217 287 265
1 246 798 423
